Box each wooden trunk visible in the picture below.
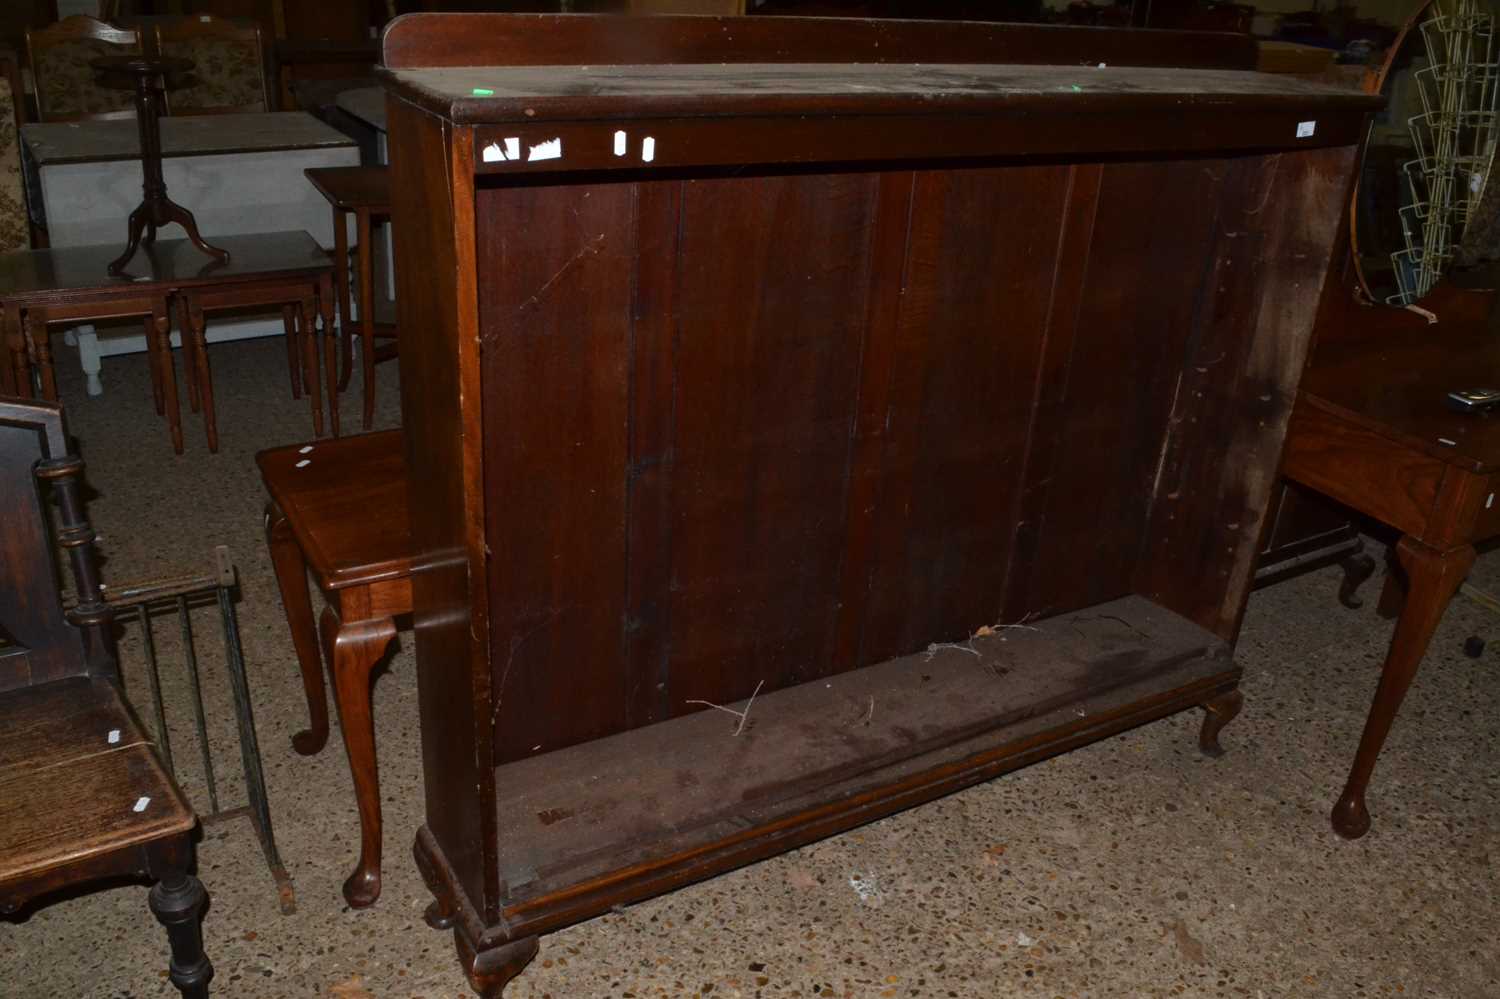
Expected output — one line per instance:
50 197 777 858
380 14 1379 995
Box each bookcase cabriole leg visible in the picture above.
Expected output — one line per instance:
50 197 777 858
413 832 539 996
457 933 540 999
1198 688 1245 757
412 829 457 930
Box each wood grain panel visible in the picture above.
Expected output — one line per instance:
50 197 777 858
1000 163 1103 623
623 179 684 728
666 172 878 708
1282 399 1444 540
1136 148 1357 640
477 179 637 763
827 171 916 675
1018 158 1227 618
861 164 1073 663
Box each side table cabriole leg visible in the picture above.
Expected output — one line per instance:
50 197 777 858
1331 536 1475 838
319 600 396 907
265 501 330 755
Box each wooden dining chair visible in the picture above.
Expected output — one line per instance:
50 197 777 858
24 15 142 122
155 16 270 116
0 397 213 997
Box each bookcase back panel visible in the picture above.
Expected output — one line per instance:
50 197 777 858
474 152 1314 764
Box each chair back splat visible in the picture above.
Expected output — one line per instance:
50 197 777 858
0 398 116 692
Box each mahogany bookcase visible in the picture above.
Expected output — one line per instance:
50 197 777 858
379 14 1379 996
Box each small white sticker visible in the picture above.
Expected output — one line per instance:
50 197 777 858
482 141 504 163
1296 121 1316 138
528 138 562 162
107 729 121 744
1438 437 1458 446
642 136 656 163
613 130 627 156
295 458 310 468
298 445 313 454
1488 493 1495 509
133 796 151 813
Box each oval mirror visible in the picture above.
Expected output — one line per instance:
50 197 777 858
1353 0 1500 306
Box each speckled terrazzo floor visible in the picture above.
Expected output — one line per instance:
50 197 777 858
2 336 1498 999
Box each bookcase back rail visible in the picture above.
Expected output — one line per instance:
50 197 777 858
382 13 1258 74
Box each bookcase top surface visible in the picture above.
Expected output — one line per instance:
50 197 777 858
383 61 1379 126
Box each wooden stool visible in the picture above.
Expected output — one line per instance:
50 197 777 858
22 298 179 449
0 244 182 450
3 233 336 453
304 166 396 431
257 429 412 908
169 230 338 451
1 398 212 998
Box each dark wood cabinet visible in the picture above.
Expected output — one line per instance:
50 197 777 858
380 14 1378 996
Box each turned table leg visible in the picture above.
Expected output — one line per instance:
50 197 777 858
152 299 183 455
283 304 302 400
147 845 213 999
26 310 57 401
265 501 330 756
1331 536 1474 838
320 273 339 438
357 208 377 431
300 292 323 437
319 596 396 907
332 205 354 392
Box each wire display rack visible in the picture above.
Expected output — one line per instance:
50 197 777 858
1390 0 1500 304
102 546 295 915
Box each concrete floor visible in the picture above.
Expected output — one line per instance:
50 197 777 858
2 336 1497 999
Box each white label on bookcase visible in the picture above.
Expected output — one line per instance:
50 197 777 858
1296 121 1316 138
528 138 563 162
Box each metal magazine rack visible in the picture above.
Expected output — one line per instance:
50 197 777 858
101 546 294 914
1391 0 1500 303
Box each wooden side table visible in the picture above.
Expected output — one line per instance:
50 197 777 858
304 166 395 431
178 273 334 451
256 429 412 908
1282 285 1500 838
